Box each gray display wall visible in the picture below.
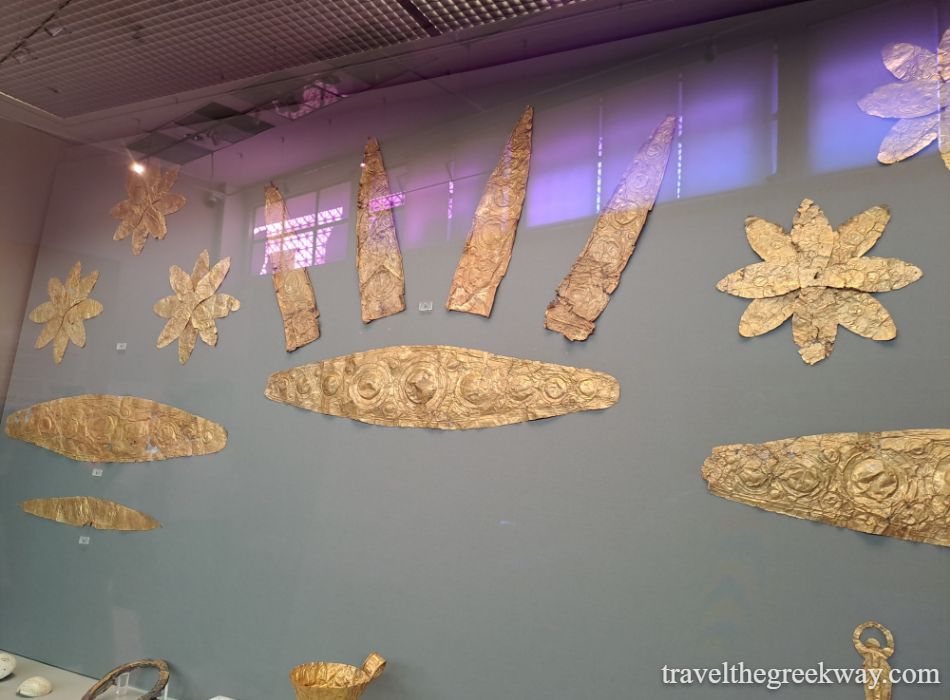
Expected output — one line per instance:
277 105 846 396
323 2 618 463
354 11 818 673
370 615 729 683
1 0 948 698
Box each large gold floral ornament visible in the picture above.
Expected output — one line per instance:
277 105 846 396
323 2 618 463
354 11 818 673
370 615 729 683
29 261 103 364
858 27 950 167
717 199 922 364
110 165 186 255
154 250 240 363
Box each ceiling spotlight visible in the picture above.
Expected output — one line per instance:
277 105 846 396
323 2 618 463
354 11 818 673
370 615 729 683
12 47 32 64
130 161 146 175
44 21 65 37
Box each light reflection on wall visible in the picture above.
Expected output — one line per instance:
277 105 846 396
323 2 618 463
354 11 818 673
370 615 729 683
808 0 940 173
679 42 777 198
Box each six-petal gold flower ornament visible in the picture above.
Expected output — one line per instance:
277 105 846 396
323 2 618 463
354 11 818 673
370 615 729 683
717 199 922 364
858 27 950 167
111 164 186 255
154 250 240 364
28 261 103 364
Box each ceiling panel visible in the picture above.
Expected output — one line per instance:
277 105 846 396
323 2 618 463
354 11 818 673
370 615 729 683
0 0 589 118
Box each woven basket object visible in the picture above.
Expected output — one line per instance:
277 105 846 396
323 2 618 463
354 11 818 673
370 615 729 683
289 652 386 700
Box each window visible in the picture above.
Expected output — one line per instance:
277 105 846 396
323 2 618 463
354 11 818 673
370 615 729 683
251 184 351 274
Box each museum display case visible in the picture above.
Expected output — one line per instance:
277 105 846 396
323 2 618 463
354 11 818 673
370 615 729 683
0 0 946 698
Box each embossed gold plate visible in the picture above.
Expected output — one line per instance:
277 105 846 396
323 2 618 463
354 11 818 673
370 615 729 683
356 138 405 323
545 115 675 341
21 497 161 531
265 345 619 430
5 395 227 462
446 106 533 317
702 429 950 547
265 184 320 350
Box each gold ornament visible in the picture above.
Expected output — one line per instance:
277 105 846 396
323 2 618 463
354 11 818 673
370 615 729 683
28 261 103 364
356 138 405 323
716 199 921 364
265 185 320 351
853 622 895 700
5 394 227 462
154 249 240 363
701 429 950 548
446 106 533 317
289 652 385 700
21 497 161 531
265 345 619 430
545 115 675 341
110 165 186 255
858 27 950 169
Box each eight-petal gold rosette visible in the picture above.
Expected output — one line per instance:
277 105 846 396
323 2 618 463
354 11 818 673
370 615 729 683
858 27 950 167
28 261 103 364
717 199 922 364
111 165 186 255
154 250 240 364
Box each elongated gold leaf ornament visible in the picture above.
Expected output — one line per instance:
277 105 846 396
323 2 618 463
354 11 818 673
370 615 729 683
356 138 405 323
110 164 186 255
21 497 161 531
545 115 675 341
716 199 921 364
29 261 103 364
265 345 619 429
154 249 240 363
5 394 227 462
447 106 533 317
858 27 950 169
265 185 320 350
701 429 950 548
854 622 895 700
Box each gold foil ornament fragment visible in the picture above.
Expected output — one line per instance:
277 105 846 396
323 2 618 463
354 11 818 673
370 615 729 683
110 164 186 255
5 394 227 462
716 199 921 364
356 138 405 323
29 261 103 364
21 497 161 531
289 653 386 700
858 27 950 168
701 429 950 547
265 345 619 430
447 106 533 316
265 185 320 350
154 249 240 363
545 115 675 341
854 622 895 700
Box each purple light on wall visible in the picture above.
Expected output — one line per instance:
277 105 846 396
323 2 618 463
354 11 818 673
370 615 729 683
255 209 343 274
369 191 405 212
807 1 939 173
679 42 775 199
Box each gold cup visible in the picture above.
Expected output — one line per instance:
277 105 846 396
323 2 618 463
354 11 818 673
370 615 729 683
289 653 386 700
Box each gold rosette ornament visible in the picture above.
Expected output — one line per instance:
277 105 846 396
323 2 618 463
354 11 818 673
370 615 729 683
154 249 240 363
858 27 950 168
716 199 921 364
111 164 186 255
29 261 103 364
